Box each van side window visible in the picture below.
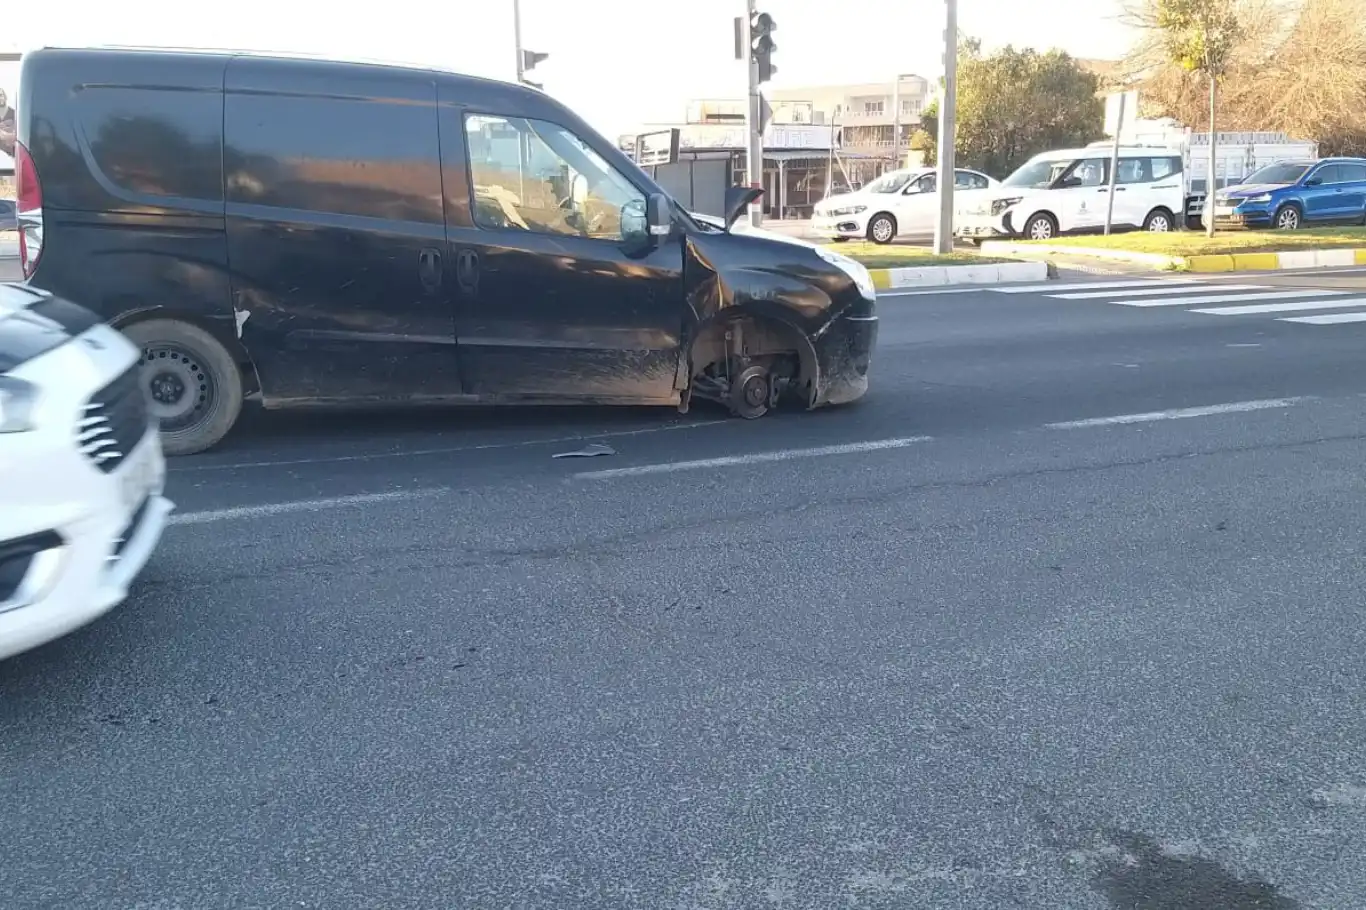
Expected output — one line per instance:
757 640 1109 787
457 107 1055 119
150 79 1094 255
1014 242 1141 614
1116 158 1150 184
224 93 443 224
465 114 645 242
1063 158 1108 187
1150 157 1182 180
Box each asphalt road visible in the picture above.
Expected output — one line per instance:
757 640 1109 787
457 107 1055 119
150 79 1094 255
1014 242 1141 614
6 267 1366 909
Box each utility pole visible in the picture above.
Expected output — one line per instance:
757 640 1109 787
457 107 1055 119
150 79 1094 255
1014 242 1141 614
744 0 764 227
513 0 525 83
891 76 901 167
933 0 958 255
1103 91 1126 235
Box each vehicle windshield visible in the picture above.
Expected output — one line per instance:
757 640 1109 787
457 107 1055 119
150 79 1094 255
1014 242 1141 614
1243 162 1312 186
864 172 917 194
1003 157 1075 189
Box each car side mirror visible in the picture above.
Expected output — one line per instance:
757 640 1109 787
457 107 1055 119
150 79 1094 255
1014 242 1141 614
902 184 920 195
646 193 672 242
1305 177 1322 186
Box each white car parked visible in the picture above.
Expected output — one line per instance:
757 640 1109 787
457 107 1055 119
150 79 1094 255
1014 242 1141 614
0 282 172 660
811 166 1000 244
956 147 1184 243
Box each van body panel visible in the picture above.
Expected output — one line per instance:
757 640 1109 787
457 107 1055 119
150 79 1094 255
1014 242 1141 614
222 55 463 405
20 49 236 345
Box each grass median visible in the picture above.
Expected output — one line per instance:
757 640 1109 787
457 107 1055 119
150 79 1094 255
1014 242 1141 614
1023 226 1366 257
832 242 1018 270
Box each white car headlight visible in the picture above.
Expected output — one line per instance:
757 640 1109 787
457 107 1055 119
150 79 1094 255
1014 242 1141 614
0 375 39 433
817 248 876 300
828 205 867 217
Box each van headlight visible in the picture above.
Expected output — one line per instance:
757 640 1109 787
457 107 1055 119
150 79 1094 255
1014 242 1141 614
0 376 39 433
991 197 1023 216
817 248 876 300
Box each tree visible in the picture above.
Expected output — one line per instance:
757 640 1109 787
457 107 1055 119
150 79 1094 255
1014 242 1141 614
915 43 1103 178
1147 0 1243 237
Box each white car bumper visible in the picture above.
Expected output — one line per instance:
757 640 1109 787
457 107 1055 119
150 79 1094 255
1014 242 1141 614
0 322 173 660
811 213 870 239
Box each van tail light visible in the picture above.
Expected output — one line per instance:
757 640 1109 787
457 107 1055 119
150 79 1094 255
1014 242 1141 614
14 141 43 280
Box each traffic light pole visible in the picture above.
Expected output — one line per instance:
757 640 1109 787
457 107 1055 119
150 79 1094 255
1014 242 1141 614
933 0 958 255
744 0 764 227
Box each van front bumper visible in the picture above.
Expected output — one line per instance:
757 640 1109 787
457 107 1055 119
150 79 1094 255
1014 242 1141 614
813 310 878 407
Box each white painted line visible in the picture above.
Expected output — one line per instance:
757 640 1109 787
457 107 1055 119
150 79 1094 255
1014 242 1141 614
171 419 729 473
1118 289 1348 307
1279 312 1366 325
169 489 441 525
1192 296 1366 316
988 279 1198 294
1054 284 1268 300
1046 397 1308 430
574 436 934 480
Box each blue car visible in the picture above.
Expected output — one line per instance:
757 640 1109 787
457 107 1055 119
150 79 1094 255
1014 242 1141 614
1211 157 1366 230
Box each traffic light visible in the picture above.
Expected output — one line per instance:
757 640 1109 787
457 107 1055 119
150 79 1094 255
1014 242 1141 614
750 11 776 84
520 49 548 89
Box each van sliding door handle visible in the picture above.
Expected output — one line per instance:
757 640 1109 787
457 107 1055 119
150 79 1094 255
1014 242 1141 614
418 248 442 291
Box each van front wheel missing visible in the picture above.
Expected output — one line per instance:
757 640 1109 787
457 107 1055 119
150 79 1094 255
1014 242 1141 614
122 319 244 456
729 364 776 420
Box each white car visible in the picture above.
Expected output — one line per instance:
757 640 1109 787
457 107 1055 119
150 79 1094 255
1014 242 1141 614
0 282 172 661
811 166 1000 244
956 147 1185 243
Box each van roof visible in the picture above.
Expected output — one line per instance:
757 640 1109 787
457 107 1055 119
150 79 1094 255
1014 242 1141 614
28 44 533 97
1039 147 1181 159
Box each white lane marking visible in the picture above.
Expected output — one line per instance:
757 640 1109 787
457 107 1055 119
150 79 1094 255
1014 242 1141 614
989 279 1198 293
171 419 729 473
574 436 934 480
169 489 441 525
1192 296 1366 316
1046 397 1308 430
1280 311 1366 325
1118 289 1348 308
1053 284 1268 300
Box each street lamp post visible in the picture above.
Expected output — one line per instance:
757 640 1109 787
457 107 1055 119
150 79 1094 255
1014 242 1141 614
933 0 958 255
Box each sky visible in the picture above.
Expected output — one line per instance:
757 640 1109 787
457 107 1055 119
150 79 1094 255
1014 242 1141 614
1 0 1134 142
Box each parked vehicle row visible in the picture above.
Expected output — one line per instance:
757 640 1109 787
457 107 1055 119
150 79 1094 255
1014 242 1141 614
14 47 879 456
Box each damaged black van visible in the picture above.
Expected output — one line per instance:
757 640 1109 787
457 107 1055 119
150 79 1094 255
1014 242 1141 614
14 47 878 454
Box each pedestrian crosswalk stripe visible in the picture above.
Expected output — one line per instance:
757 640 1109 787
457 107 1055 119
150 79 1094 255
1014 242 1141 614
989 279 1200 293
1117 289 1349 307
1191 297 1366 316
1279 312 1366 325
1054 284 1268 300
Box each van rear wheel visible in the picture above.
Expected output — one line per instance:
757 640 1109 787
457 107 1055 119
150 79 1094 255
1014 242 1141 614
122 319 243 456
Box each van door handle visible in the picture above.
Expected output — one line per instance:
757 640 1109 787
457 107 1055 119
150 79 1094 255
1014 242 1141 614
418 248 442 291
455 248 480 293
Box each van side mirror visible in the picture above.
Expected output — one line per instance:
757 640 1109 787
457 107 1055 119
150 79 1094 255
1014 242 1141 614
647 193 672 241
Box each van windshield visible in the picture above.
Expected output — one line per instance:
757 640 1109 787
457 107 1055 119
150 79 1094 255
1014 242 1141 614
864 172 915 194
1243 162 1312 186
1003 158 1074 189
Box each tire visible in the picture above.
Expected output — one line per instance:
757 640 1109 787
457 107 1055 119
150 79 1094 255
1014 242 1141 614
1143 208 1174 232
122 319 244 456
1023 212 1057 241
866 213 897 245
1273 204 1301 231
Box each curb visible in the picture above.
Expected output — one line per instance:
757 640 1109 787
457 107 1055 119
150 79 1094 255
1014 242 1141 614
869 260 1051 290
979 241 1366 273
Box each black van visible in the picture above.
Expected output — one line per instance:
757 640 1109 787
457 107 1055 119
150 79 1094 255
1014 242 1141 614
14 48 878 454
